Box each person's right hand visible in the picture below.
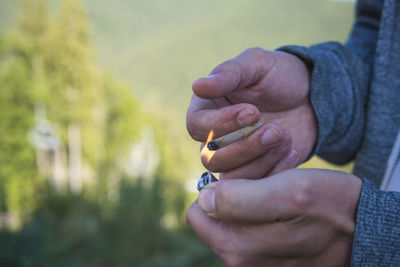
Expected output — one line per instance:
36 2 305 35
186 47 317 179
186 168 362 266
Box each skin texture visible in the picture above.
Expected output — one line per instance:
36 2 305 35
186 169 362 267
186 48 363 266
186 47 317 179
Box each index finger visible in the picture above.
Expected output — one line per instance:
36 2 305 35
192 48 273 99
186 95 260 141
186 200 298 260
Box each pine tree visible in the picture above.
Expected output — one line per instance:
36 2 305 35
18 0 48 44
0 0 146 212
17 0 50 103
43 0 102 193
0 0 49 214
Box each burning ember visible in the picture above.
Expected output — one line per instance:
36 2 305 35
201 130 216 163
197 131 219 192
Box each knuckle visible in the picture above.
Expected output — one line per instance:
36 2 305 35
202 155 231 173
186 120 202 141
206 114 220 129
244 46 265 56
212 234 251 266
281 128 292 145
273 138 291 153
222 253 246 267
289 178 313 211
270 127 292 153
214 58 237 74
201 157 221 173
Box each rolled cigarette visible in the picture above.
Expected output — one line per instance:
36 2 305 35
207 122 263 150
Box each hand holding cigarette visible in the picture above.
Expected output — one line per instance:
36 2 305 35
187 47 318 179
207 122 263 150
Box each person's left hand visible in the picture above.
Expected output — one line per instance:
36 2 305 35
186 169 362 267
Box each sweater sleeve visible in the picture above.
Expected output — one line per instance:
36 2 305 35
277 0 383 164
351 178 400 266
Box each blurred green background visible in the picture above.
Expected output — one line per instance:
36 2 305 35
0 0 354 266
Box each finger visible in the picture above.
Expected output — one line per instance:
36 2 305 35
186 200 303 260
268 148 300 176
192 48 273 99
202 123 291 173
187 95 260 141
197 171 310 223
218 139 292 180
186 201 229 252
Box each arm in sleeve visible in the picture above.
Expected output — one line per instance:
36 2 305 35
277 0 383 164
351 178 400 265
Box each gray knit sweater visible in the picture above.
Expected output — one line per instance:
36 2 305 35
279 0 400 265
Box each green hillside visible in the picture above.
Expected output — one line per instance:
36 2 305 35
84 0 355 171
0 0 354 111
84 0 354 111
0 0 354 173
0 1 355 264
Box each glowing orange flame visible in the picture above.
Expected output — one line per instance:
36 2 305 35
206 130 215 144
201 130 216 162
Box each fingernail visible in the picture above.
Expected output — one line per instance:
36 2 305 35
237 108 257 127
198 189 216 215
261 127 282 145
283 148 299 166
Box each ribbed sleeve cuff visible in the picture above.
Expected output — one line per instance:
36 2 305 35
351 178 400 266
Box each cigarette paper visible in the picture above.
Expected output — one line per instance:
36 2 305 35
207 122 263 150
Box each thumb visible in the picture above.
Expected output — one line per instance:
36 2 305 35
192 48 274 99
197 172 301 223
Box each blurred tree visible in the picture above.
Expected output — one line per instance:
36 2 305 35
0 0 222 264
0 0 171 211
17 0 50 103
0 0 48 218
0 177 223 267
42 0 101 193
0 39 37 219
96 76 141 203
18 0 48 40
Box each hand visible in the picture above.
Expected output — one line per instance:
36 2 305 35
186 47 317 179
186 169 362 267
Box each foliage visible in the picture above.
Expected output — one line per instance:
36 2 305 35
0 0 141 211
0 0 356 265
0 32 38 214
0 179 222 267
0 0 216 265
